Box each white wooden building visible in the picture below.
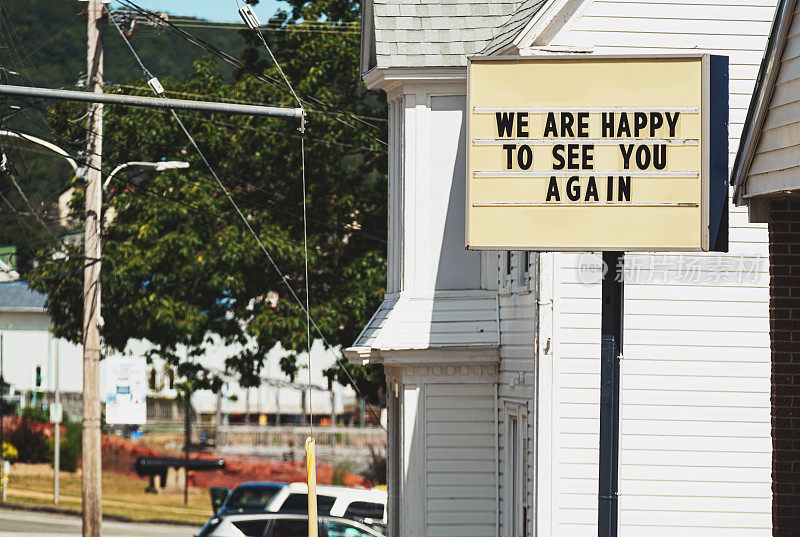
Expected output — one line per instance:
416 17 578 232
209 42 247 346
345 1 778 536
730 0 800 532
0 282 353 420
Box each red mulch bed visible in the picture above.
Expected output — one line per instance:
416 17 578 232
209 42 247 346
100 435 371 490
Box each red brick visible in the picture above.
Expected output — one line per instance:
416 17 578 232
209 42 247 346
769 204 800 532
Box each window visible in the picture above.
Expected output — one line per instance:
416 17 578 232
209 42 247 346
225 485 283 510
278 494 336 515
500 251 513 291
268 519 310 537
388 383 401 537
505 405 527 537
343 501 384 520
509 416 520 537
325 521 376 537
232 519 269 537
521 251 531 286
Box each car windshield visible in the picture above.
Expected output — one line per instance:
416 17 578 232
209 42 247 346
225 486 282 510
277 493 336 515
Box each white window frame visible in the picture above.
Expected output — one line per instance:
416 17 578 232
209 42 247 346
505 403 528 537
499 251 513 294
512 251 534 294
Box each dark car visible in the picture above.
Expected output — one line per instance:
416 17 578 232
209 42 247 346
214 482 287 516
197 512 385 537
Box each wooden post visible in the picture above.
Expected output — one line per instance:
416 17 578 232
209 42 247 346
82 1 104 536
306 438 317 537
184 391 191 506
53 338 60 504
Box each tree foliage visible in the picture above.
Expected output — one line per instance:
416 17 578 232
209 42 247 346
0 0 250 271
28 0 388 401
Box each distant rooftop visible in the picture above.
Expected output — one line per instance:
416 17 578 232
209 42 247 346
0 282 47 313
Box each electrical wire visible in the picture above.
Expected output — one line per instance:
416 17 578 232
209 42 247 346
240 9 303 111
301 135 313 433
108 10 385 428
107 87 388 124
113 0 388 145
8 105 388 258
13 89 388 246
236 1 313 432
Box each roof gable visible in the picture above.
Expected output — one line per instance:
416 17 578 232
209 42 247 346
482 0 549 55
731 0 799 203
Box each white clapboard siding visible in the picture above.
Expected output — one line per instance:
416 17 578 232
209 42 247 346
747 2 800 193
425 383 496 537
497 252 537 537
533 1 777 536
349 292 499 352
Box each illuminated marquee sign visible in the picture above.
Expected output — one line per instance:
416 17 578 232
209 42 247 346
466 55 728 252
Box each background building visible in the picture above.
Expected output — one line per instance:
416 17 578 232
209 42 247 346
0 280 356 424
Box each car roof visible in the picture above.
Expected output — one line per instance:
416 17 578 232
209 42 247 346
219 512 381 531
222 513 361 522
233 482 286 488
280 483 386 500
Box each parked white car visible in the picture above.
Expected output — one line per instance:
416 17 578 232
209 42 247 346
266 483 387 524
197 512 384 537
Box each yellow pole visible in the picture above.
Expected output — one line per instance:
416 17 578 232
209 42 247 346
306 437 317 537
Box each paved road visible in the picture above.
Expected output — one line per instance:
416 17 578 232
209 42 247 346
0 508 199 537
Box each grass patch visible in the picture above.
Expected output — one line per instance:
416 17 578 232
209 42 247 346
4 464 212 525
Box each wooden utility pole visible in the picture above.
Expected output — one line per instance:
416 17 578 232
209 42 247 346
184 390 191 506
53 338 61 504
82 1 103 536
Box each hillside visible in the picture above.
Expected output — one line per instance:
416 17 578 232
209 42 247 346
0 0 260 270
0 0 249 89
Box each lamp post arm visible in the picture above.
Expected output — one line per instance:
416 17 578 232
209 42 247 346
103 162 160 191
0 130 79 171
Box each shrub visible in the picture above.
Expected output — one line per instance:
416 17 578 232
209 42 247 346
21 406 49 424
48 414 81 472
332 460 355 486
362 445 387 486
7 420 50 463
1 442 17 462
57 420 81 472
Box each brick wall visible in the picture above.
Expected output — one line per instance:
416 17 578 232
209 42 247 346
768 198 800 535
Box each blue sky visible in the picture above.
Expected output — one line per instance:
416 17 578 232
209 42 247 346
111 1 289 23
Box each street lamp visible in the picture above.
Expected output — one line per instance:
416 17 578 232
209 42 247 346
0 130 79 172
0 132 189 218
102 160 190 191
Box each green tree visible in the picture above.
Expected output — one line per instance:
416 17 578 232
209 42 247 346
0 0 250 272
29 1 387 401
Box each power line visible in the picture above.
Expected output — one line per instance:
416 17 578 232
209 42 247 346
109 11 385 425
113 0 388 145
237 1 314 433
16 96 388 245
236 2 383 429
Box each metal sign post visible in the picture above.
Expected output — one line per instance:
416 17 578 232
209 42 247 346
598 252 623 537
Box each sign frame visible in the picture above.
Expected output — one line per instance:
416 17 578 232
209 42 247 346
104 355 147 426
465 54 729 253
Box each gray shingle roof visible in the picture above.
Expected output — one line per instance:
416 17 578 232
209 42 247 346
369 0 549 69
0 283 46 312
